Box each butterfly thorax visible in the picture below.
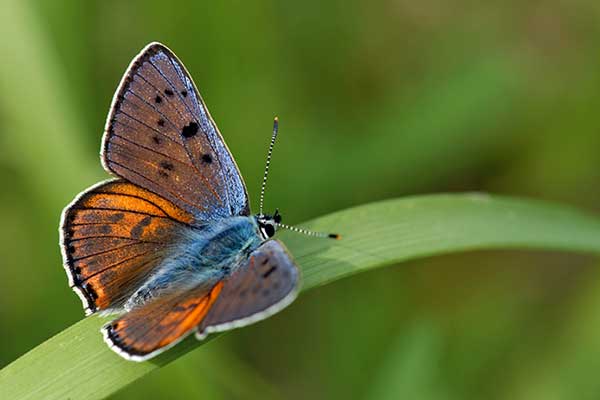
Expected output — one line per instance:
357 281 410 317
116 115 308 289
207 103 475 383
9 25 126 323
124 216 263 311
188 216 264 269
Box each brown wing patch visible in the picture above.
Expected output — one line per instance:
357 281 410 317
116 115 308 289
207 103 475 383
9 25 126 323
103 281 223 360
61 179 193 314
102 43 249 220
197 239 299 337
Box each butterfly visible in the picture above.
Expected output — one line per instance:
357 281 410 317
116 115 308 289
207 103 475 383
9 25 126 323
59 42 338 361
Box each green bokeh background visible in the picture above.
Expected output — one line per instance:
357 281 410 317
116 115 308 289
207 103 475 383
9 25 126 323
2 1 600 399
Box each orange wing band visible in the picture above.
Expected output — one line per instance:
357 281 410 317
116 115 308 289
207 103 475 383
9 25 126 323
103 281 223 359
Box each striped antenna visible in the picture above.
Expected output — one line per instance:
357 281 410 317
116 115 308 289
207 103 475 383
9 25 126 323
275 222 341 240
259 117 279 216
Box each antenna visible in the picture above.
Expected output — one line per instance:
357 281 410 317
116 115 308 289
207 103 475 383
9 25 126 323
256 117 341 241
259 117 279 216
275 222 341 240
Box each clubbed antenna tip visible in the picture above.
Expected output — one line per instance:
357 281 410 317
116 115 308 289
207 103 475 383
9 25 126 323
275 222 341 240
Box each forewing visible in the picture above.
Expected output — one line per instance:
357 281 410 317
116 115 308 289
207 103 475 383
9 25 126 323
102 42 249 221
102 281 223 361
196 240 300 339
60 179 194 314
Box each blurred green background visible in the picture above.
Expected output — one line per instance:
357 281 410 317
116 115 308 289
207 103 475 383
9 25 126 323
2 0 600 399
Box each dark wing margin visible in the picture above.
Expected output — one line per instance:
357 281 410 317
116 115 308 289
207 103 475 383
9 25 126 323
59 179 194 315
196 239 300 340
101 42 249 222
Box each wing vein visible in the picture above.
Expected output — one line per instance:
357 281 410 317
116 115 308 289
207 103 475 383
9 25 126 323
147 60 219 156
77 251 162 284
87 192 179 219
71 241 150 262
126 89 183 138
70 207 168 220
124 289 209 347
134 66 224 205
112 133 220 199
135 72 190 130
70 235 167 244
116 110 182 146
108 159 203 211
161 57 233 210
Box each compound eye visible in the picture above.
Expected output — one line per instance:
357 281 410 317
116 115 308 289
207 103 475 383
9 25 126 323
264 224 275 238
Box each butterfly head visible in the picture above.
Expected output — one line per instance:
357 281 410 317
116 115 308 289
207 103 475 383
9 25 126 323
256 209 282 240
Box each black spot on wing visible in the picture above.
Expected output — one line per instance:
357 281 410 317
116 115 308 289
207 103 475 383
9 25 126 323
152 135 162 144
201 153 212 164
181 121 199 138
154 95 162 104
131 216 152 238
109 212 125 223
180 90 188 97
160 160 174 171
157 119 165 127
164 88 174 96
262 265 277 278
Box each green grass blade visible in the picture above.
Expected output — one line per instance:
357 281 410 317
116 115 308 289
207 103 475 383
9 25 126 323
2 193 600 400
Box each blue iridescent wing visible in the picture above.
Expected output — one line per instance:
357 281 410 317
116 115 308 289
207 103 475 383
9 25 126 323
101 42 249 222
196 239 300 339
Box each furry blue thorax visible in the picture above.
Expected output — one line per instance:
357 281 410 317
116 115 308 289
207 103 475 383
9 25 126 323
125 216 263 310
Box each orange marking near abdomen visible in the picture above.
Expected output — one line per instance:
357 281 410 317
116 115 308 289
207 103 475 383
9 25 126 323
110 281 224 354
